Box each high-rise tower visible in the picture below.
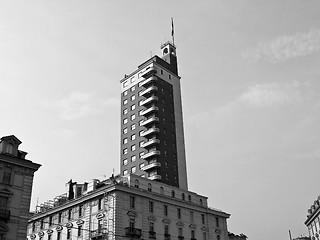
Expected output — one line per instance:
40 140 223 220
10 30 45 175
120 42 188 190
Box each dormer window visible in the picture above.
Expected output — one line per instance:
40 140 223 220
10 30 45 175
5 144 13 154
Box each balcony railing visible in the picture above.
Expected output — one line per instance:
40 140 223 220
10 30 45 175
140 86 158 97
141 162 161 171
0 209 10 222
148 174 161 180
125 227 142 238
91 228 108 239
141 138 160 148
141 117 159 127
141 76 157 87
141 150 160 159
141 66 157 78
140 128 159 137
140 96 158 107
141 106 159 116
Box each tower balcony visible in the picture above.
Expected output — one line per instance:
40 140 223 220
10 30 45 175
141 66 157 78
141 117 159 127
141 76 157 87
140 86 158 97
140 106 159 116
140 96 158 106
148 174 162 180
140 127 159 137
141 150 160 159
141 162 161 171
141 138 160 148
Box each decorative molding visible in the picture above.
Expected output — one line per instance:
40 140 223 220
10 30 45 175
65 222 73 228
189 224 197 229
215 229 221 234
127 210 137 217
148 215 157 222
47 229 53 234
201 226 208 232
176 221 185 227
76 219 85 226
38 231 45 237
30 234 36 239
56 225 63 232
162 218 171 224
96 212 105 219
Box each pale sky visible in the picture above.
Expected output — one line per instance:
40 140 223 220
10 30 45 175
1 1 320 239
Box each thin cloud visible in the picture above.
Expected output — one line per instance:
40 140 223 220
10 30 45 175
242 28 320 63
54 91 117 120
238 81 302 106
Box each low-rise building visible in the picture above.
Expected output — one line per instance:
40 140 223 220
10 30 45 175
305 196 320 240
27 174 231 240
0 135 41 239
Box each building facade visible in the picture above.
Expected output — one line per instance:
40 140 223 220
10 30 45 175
0 135 41 239
27 174 230 240
305 196 320 239
119 42 188 190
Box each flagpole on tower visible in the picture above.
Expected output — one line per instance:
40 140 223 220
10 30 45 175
171 18 175 46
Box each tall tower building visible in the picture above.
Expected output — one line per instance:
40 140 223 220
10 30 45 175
120 42 188 190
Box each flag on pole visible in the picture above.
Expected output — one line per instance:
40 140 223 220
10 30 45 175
171 18 174 36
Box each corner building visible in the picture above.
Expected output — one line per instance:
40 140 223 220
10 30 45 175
120 42 187 190
0 135 41 239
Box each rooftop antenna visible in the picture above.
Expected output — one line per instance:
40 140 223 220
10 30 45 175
289 230 292 240
171 17 175 46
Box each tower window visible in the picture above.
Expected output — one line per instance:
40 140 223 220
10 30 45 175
123 90 128 96
123 159 128 165
123 138 128 144
169 75 171 80
131 166 136 173
131 86 135 91
123 99 128 105
123 108 128 115
131 145 136 151
201 214 205 224
171 190 175 198
2 167 12 185
131 114 136 120
139 152 145 158
131 124 136 130
131 95 136 101
123 169 128 175
164 205 168 216
149 201 154 212
139 163 144 169
148 183 152 192
123 81 128 87
123 148 128 154
181 193 185 201
131 104 136 111
130 196 135 209
5 144 13 154
131 134 136 141
131 155 136 162
123 118 128 124
131 77 135 83
123 128 128 134
177 208 181 219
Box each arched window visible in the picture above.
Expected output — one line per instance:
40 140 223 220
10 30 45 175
5 144 13 154
171 190 175 198
188 195 191 202
160 187 164 195
181 193 185 201
134 179 139 188
148 183 152 192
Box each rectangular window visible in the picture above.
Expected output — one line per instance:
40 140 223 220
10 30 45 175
79 205 83 217
123 108 128 115
49 216 53 226
131 166 136 173
191 230 195 239
131 104 136 111
129 218 135 228
131 145 136 151
130 196 135 209
164 205 168 216
139 110 144 116
123 138 128 144
123 81 128 87
203 232 207 240
215 217 219 227
123 148 128 154
139 100 143 106
149 201 154 213
131 114 136 120
67 228 71 239
139 90 143 96
123 170 128 175
139 130 144 136
123 99 128 105
77 225 83 237
48 235 52 240
177 208 181 219
57 231 61 240
123 159 128 165
139 120 144 126
190 211 194 222
131 77 135 83
131 134 136 141
123 118 128 124
131 85 135 91
178 228 183 237
139 141 144 147
68 209 72 220
40 219 44 229
123 128 128 134
131 124 136 130
58 212 62 223
123 90 128 96
2 167 12 185
98 198 103 210
131 95 136 101
201 214 205 225
131 155 136 162
139 152 145 158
